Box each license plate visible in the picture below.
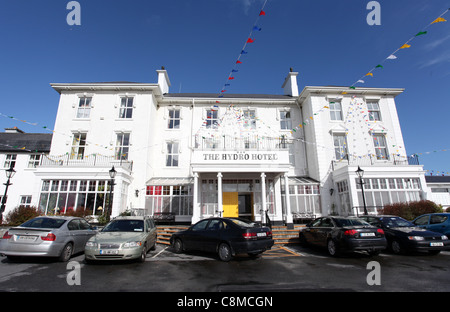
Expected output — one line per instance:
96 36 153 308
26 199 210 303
360 233 375 237
100 249 119 255
430 242 444 247
16 235 37 241
257 232 267 237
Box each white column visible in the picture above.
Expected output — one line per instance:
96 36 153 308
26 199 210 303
260 172 266 224
217 172 223 217
284 174 293 226
191 173 200 224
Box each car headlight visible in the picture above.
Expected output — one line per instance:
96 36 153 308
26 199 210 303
86 241 98 248
441 235 448 240
408 236 425 241
122 241 142 248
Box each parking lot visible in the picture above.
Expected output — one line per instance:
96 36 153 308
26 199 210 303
1 242 449 293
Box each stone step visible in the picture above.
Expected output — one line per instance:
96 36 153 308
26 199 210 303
156 224 304 246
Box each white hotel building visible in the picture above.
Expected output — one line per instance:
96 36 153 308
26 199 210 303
1 68 429 226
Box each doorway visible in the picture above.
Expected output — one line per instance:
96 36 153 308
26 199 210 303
238 194 253 221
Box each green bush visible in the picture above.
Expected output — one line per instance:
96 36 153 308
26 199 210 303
4 206 42 226
379 200 442 220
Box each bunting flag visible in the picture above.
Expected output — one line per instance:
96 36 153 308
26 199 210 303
351 8 449 88
432 17 447 24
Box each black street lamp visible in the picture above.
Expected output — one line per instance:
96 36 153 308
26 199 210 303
355 166 368 216
106 166 116 217
1 165 16 223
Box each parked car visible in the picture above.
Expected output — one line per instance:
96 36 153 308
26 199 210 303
359 215 450 255
412 213 450 236
298 216 387 256
0 216 96 262
84 216 157 263
170 217 274 262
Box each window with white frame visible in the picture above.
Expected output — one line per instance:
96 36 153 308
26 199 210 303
119 97 133 119
145 185 193 216
333 133 348 160
115 132 130 160
39 179 114 215
279 110 292 130
367 100 381 121
355 177 422 210
4 154 17 168
76 97 92 119
206 109 218 129
20 195 32 207
70 133 87 160
373 134 388 160
166 141 179 167
337 180 351 214
282 183 321 217
329 101 343 121
242 109 256 130
168 109 181 129
28 154 42 168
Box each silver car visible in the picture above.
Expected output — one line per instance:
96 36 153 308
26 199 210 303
84 216 157 263
0 216 96 262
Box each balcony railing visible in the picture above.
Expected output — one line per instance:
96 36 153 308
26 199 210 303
39 154 133 171
194 134 290 151
331 154 419 170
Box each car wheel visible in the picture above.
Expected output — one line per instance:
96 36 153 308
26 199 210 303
59 243 73 262
138 244 147 263
173 238 183 254
218 243 232 262
327 239 339 257
391 240 403 254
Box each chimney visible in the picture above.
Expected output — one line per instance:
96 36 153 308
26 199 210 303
281 68 299 97
156 66 171 94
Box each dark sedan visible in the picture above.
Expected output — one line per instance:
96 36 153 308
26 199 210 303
359 215 450 255
298 216 387 256
170 217 274 262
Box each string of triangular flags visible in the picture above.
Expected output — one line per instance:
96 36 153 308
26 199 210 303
350 8 449 88
217 0 268 98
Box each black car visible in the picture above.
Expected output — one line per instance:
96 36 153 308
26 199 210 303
298 216 387 256
359 215 450 255
170 217 274 262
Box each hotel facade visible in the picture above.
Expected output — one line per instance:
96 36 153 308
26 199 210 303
0 69 430 226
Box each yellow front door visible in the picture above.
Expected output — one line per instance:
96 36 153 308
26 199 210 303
222 192 239 217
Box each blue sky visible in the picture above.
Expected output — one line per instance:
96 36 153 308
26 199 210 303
0 0 449 175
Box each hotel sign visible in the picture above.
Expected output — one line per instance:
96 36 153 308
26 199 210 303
193 150 289 164
202 152 279 161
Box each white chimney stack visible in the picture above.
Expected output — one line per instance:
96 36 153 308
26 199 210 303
157 66 171 94
282 68 299 97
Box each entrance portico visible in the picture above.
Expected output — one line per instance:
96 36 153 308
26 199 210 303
191 149 293 226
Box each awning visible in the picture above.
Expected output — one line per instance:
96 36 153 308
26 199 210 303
287 177 319 185
146 177 194 186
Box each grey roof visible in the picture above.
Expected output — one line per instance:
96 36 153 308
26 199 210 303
425 176 450 183
164 93 294 100
0 133 52 153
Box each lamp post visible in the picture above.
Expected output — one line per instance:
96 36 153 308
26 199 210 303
1 165 16 224
106 166 116 218
355 166 368 216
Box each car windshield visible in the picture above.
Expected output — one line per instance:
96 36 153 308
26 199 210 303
380 217 414 228
21 217 67 229
102 220 144 232
334 218 370 227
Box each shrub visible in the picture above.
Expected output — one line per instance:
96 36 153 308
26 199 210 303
380 200 442 220
4 206 42 226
